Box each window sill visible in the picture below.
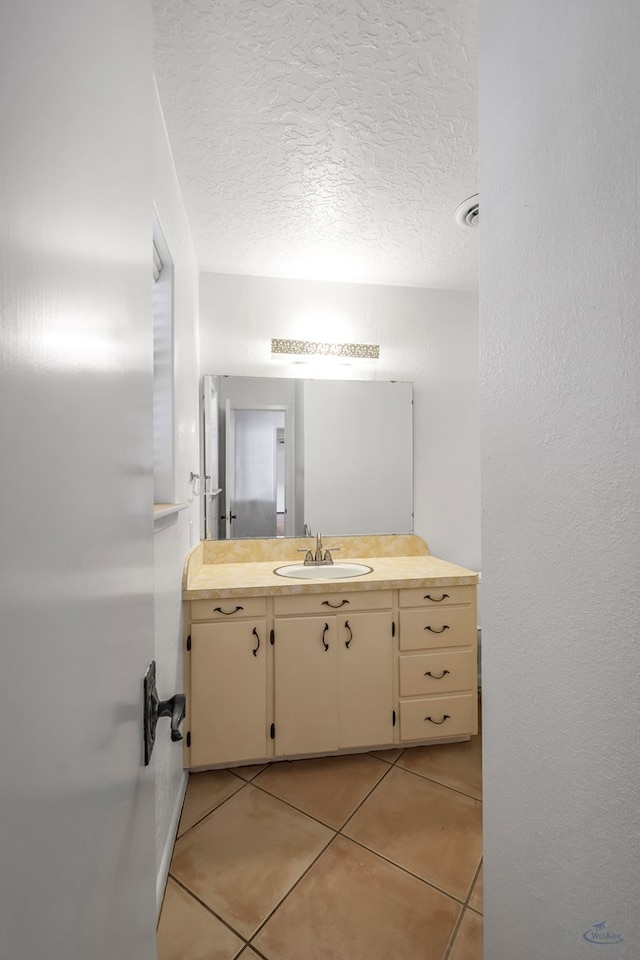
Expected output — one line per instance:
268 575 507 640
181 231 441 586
154 502 188 521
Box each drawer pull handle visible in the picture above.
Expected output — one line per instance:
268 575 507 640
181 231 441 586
251 627 260 657
424 669 450 680
321 599 350 608
425 714 450 725
424 594 449 602
424 625 450 634
345 620 353 649
213 605 244 616
322 622 330 651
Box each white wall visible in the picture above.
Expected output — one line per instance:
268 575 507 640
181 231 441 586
152 84 201 906
199 273 480 571
481 3 640 957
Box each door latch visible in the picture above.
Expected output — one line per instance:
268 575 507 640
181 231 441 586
143 660 186 765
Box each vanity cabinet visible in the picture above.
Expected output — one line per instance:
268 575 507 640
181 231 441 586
272 591 394 756
397 586 478 742
188 599 268 767
183 580 478 769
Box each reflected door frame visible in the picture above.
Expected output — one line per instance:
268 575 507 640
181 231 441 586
224 400 295 539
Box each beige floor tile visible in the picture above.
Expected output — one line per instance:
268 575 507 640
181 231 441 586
170 784 332 939
369 747 404 763
468 864 483 914
178 771 245 837
253 753 389 828
396 734 482 800
157 877 244 960
448 909 483 960
253 835 461 960
343 766 482 900
229 763 268 781
236 950 260 959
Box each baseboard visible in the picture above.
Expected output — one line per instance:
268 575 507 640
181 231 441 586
156 769 189 920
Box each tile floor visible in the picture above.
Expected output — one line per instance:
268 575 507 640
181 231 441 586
157 724 483 960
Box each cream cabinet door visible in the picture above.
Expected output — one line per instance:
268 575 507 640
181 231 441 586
190 620 268 767
338 612 393 749
274 617 339 756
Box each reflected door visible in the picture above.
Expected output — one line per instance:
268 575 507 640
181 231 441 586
226 406 285 538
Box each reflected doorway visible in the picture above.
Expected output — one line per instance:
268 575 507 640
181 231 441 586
226 407 287 539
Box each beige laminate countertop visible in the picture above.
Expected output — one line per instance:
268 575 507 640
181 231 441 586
183 551 479 600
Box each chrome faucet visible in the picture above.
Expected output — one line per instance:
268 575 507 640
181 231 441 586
297 532 340 566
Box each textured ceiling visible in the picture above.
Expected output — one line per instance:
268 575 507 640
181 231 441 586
152 0 478 289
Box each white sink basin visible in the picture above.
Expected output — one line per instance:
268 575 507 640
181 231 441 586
273 562 373 580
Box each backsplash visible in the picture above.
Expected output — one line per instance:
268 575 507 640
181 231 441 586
202 534 430 564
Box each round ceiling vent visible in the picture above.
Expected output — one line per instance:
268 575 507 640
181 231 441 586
454 194 479 228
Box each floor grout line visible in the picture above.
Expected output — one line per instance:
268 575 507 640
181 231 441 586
246 830 338 944
442 851 484 959
175 774 251 838
394 763 483 803
465 857 483 907
334 831 472 907
240 941 270 960
244 751 399 832
336 758 398 831
442 906 467 960
167 873 252 946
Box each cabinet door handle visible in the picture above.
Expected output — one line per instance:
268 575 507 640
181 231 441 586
424 669 450 679
322 623 329 651
424 593 449 603
425 714 450 725
252 627 260 657
213 605 244 616
344 620 352 649
424 624 450 634
321 599 350 608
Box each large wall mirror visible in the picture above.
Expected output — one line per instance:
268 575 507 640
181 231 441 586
202 375 413 539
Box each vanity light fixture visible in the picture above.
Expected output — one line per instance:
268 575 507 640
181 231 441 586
270 338 380 361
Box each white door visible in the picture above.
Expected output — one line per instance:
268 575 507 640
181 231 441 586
0 4 157 959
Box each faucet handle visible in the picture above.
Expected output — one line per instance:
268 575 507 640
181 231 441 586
323 547 340 562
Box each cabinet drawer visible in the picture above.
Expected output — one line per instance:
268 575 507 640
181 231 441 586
399 606 476 651
190 596 267 621
399 650 476 697
399 585 474 608
399 693 477 742
274 590 393 617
